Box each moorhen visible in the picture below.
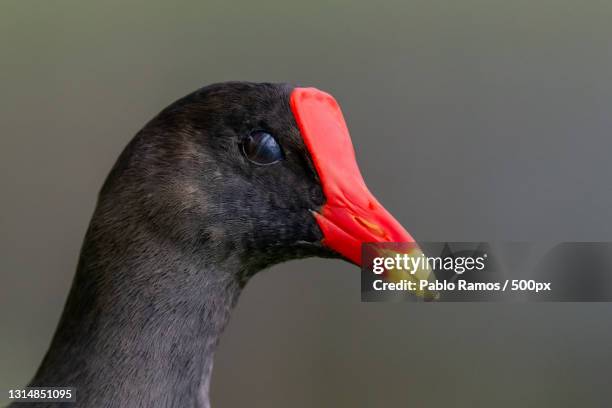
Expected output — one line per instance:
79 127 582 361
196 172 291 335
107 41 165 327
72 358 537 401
19 82 416 407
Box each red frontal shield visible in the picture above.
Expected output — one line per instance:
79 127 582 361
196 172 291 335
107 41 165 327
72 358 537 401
289 87 415 265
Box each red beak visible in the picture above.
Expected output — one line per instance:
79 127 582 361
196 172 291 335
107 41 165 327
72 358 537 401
290 87 415 265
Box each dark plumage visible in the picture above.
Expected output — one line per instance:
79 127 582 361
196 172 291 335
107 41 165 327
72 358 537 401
22 82 335 408
18 81 415 407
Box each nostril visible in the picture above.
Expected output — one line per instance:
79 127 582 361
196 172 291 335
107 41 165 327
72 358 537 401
354 215 390 240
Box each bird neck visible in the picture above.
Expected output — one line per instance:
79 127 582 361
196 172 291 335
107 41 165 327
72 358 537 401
31 221 243 408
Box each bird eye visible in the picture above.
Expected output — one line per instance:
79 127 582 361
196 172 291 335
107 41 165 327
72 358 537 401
242 131 284 165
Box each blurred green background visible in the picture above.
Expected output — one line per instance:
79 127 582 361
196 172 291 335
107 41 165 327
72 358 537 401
1 0 612 406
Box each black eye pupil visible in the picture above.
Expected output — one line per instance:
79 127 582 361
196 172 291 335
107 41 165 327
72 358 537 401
243 131 284 165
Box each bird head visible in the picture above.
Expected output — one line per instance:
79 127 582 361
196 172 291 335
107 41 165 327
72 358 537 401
99 82 418 281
